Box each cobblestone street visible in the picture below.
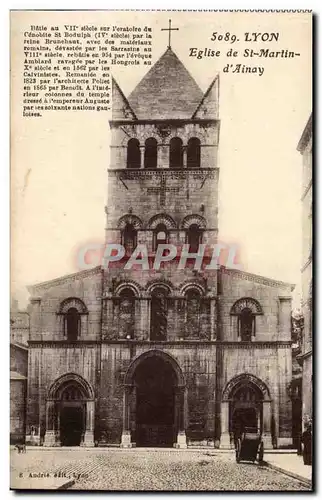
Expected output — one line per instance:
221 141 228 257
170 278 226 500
10 448 311 491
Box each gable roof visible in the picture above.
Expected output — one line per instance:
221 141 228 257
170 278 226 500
112 77 137 121
27 266 102 294
192 74 220 120
220 266 295 292
127 48 204 120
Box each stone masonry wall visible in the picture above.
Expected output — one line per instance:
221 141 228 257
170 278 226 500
98 344 217 445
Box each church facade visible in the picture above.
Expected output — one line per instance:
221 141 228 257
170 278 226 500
26 47 294 449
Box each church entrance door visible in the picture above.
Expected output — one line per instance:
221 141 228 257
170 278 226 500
60 404 84 446
229 383 262 438
134 356 177 447
232 406 258 434
44 374 95 447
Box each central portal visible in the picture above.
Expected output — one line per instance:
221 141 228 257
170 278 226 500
60 404 84 446
134 356 177 447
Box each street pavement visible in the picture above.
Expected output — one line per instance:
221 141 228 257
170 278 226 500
265 452 312 483
10 447 311 491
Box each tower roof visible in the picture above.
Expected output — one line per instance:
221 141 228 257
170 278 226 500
127 48 204 120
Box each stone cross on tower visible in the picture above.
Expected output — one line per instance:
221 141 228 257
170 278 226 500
161 19 179 49
146 173 180 207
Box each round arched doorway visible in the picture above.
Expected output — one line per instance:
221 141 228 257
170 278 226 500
59 381 86 446
122 351 187 448
221 374 272 449
44 373 95 447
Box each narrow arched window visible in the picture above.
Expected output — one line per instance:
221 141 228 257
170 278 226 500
144 138 158 169
119 288 135 339
153 223 168 251
169 137 183 169
187 138 201 168
187 224 202 253
127 138 141 169
66 307 80 341
238 308 255 341
123 223 137 254
186 289 201 339
150 288 168 340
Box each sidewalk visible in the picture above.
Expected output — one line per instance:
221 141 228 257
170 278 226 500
265 452 312 487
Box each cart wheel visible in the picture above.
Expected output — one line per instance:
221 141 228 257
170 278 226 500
258 442 264 463
236 439 241 463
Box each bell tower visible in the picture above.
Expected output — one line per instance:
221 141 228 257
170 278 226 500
101 40 221 447
102 44 221 339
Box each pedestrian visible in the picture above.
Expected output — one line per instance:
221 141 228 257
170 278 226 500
302 423 312 466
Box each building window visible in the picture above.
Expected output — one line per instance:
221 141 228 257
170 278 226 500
186 289 201 338
187 137 201 168
123 223 137 254
58 298 88 340
150 288 168 340
65 307 80 341
127 138 141 169
187 224 202 252
238 308 255 341
119 288 135 339
169 137 183 169
230 297 263 341
153 223 168 251
144 138 158 169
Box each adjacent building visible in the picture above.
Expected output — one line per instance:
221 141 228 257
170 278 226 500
297 114 313 429
10 299 29 443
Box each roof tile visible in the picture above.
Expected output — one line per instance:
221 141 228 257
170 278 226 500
128 48 203 120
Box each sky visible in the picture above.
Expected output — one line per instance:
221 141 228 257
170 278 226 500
10 11 312 308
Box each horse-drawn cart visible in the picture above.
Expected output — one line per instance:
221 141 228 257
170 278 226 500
235 427 264 464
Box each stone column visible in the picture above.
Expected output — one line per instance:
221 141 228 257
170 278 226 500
55 402 61 446
80 314 88 338
102 296 113 339
278 296 292 341
44 401 57 446
30 297 41 340
220 401 231 448
159 142 168 169
210 298 217 340
175 387 187 448
257 410 261 432
183 147 187 168
140 295 150 340
82 401 95 447
121 386 132 447
262 401 273 449
129 385 137 446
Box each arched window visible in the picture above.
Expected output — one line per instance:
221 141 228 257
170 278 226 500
187 224 202 252
153 223 168 251
123 223 137 254
65 307 80 341
187 137 201 168
144 138 158 169
230 298 263 342
150 288 168 340
186 289 201 339
238 308 254 341
169 137 183 169
119 288 135 339
127 138 141 169
59 298 88 340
